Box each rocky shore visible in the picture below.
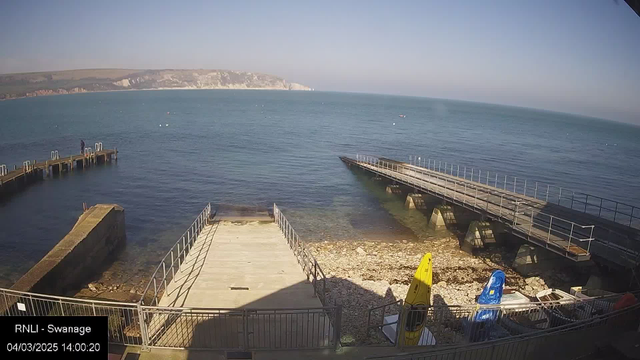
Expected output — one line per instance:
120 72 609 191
307 236 586 345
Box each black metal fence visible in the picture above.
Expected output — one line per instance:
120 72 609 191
141 305 342 350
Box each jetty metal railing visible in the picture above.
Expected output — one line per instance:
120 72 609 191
141 304 341 350
365 299 640 359
273 203 328 305
140 203 212 306
355 155 595 260
408 155 640 229
0 287 145 346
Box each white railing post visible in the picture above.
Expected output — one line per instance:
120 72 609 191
546 184 550 202
559 187 563 205
171 252 175 279
584 195 589 213
568 223 575 249
474 187 478 207
177 242 181 267
598 198 603 217
529 211 534 236
137 303 150 350
162 262 167 297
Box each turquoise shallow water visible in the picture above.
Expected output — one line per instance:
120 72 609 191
0 90 639 287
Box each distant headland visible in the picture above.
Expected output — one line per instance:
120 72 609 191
0 69 313 100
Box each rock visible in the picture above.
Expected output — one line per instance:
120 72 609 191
305 237 578 346
129 287 137 294
88 283 98 292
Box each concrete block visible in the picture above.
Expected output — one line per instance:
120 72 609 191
386 184 403 195
405 193 428 209
10 204 126 296
429 205 456 230
462 221 496 253
512 244 563 276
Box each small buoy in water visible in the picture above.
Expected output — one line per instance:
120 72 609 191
393 122 396 125
166 124 169 127
159 124 162 127
167 112 170 115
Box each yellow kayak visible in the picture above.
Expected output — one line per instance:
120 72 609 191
403 252 433 346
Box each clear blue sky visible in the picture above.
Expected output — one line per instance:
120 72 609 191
1 0 639 124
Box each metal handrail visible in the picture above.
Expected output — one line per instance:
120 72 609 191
1 285 342 350
142 304 340 312
140 203 212 305
273 203 327 305
1 286 139 307
407 154 639 228
355 155 595 257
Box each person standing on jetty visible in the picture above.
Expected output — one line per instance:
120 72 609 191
80 139 85 154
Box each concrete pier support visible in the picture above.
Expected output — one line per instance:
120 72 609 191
429 205 456 230
461 221 496 253
405 193 428 209
386 184 403 195
512 244 567 276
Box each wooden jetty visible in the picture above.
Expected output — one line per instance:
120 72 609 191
0 147 117 199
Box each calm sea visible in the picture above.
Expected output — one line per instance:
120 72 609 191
1 90 639 288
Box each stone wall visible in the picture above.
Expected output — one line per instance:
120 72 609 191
10 204 126 295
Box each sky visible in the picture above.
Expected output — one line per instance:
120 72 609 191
1 0 639 124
